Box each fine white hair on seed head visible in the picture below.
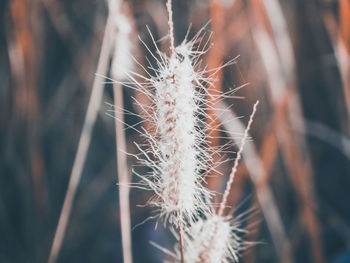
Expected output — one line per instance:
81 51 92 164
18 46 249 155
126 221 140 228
127 29 217 227
170 214 248 263
107 20 257 262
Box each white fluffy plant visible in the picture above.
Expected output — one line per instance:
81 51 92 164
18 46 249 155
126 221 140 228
120 1 214 261
146 39 212 223
181 215 246 263
131 9 213 226
114 0 259 262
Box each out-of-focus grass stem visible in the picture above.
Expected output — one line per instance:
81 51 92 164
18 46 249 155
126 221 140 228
48 11 114 263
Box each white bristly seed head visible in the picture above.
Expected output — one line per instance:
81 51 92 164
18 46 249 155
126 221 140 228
181 214 246 263
154 44 207 222
130 35 213 226
107 0 257 260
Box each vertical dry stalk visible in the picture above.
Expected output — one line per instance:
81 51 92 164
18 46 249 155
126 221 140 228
113 83 133 263
166 0 175 55
178 211 185 263
48 13 114 263
216 100 291 262
110 3 134 261
218 101 259 217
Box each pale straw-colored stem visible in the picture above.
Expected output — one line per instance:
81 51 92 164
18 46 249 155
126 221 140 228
48 14 114 263
166 0 175 55
178 211 185 263
217 100 291 261
218 101 259 217
113 83 133 263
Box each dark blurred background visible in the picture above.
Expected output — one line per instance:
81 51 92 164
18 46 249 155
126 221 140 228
1 0 350 262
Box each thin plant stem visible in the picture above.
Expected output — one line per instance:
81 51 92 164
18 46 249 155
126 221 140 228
177 211 185 263
48 14 114 263
218 101 259 217
217 100 292 262
166 0 175 55
113 83 133 263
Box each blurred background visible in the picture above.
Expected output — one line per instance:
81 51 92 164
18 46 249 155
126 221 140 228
1 0 350 262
